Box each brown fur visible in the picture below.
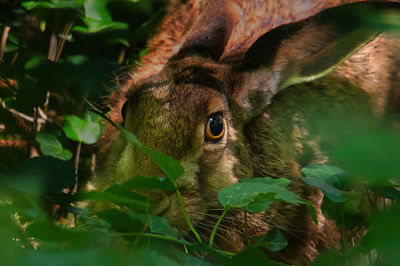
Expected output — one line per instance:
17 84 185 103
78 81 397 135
96 1 400 264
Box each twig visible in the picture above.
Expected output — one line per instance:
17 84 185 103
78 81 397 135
37 107 48 121
0 26 10 62
0 98 46 124
72 141 82 194
55 21 73 62
48 33 58 62
118 46 126 64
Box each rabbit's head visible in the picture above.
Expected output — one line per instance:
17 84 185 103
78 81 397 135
104 2 399 238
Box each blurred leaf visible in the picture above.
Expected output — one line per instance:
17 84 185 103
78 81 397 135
105 184 155 211
127 243 189 266
97 208 144 232
36 132 72 160
14 74 45 112
253 230 288 252
24 57 69 93
22 0 83 11
311 249 340 266
320 197 363 230
185 256 212 266
122 176 176 192
12 248 125 266
351 2 400 31
333 129 400 183
373 186 400 201
363 208 400 265
218 178 302 213
26 221 104 247
229 247 274 266
2 156 75 196
62 112 102 144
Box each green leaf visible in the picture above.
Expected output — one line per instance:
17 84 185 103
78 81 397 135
128 212 179 238
97 208 144 232
301 164 348 203
218 178 302 213
301 164 348 190
119 126 184 180
253 230 288 252
78 189 154 213
304 200 318 224
301 176 346 203
36 132 72 161
147 215 179 238
186 242 231 264
62 112 102 144
73 0 128 33
142 146 184 181
22 0 83 11
89 109 184 181
105 184 156 211
122 176 176 192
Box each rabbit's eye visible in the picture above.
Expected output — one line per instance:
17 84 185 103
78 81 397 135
121 101 128 122
205 115 225 141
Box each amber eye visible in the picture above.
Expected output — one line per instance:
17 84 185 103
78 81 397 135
205 115 225 141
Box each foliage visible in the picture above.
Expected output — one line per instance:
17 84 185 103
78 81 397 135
0 1 400 266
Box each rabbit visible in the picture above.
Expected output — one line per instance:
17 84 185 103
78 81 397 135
96 1 400 264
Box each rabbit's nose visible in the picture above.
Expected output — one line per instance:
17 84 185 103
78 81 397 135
150 190 171 216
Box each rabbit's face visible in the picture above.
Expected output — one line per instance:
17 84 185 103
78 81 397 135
121 55 239 232
103 1 399 247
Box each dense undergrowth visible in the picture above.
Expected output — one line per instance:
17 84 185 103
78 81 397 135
0 1 400 265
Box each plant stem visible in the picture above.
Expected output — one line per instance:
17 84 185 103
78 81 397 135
209 209 228 247
110 232 184 245
175 187 202 243
110 232 236 258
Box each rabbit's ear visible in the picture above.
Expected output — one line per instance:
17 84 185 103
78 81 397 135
235 1 400 115
175 1 234 60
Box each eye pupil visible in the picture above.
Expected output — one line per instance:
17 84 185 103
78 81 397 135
210 116 223 136
205 115 225 141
